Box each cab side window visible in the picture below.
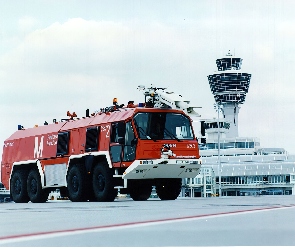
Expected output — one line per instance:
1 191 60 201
111 122 125 143
57 131 69 156
85 126 100 152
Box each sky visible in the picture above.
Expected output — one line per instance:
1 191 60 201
1 0 295 157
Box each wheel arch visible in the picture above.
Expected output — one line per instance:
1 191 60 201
67 151 112 175
10 160 44 190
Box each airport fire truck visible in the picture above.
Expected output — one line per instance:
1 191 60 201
1 85 202 203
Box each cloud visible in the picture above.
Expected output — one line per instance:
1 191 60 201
0 18 213 151
18 16 39 34
2 4 295 158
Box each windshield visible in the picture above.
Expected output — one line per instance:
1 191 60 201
133 112 194 140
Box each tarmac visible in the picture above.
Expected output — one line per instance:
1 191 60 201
0 195 295 247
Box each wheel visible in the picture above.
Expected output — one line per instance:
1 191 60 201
67 165 87 202
129 180 152 201
27 169 48 203
156 178 182 200
10 170 29 203
92 162 116 202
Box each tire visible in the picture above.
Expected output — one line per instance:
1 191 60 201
156 178 182 200
27 169 48 203
129 180 152 201
10 170 29 203
67 165 87 202
92 162 116 202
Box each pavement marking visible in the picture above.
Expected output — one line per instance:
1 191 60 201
0 204 295 245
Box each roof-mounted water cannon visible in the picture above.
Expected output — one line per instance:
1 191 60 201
137 85 201 117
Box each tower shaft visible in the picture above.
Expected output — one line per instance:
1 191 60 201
222 104 240 138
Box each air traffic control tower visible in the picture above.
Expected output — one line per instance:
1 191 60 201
207 51 251 138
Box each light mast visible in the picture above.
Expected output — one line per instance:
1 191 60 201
207 51 251 138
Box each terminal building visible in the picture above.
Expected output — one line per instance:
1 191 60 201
182 51 295 197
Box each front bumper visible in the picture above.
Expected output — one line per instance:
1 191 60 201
122 159 202 179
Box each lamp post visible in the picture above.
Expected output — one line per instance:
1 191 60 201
216 103 222 197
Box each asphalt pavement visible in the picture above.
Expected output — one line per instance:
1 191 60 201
0 195 295 247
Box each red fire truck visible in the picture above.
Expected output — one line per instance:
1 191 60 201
1 86 202 203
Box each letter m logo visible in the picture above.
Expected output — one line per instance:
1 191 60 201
34 136 44 158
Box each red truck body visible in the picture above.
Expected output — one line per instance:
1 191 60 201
1 106 201 203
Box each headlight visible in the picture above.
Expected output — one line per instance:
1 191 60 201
140 160 154 164
176 160 200 164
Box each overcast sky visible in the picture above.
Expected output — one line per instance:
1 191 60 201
1 0 295 156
